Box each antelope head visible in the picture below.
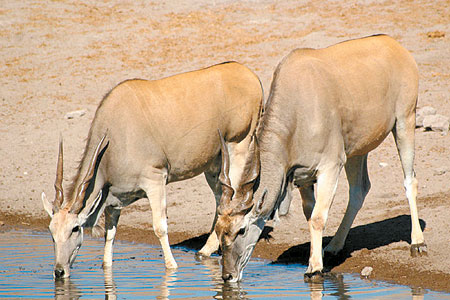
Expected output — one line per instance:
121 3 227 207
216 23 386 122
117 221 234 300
215 131 267 282
42 135 107 279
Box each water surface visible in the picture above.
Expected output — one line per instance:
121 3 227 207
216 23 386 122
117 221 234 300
0 230 447 299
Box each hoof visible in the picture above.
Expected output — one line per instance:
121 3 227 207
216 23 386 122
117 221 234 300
410 243 428 257
304 270 324 283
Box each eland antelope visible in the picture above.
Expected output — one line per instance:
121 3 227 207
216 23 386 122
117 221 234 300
42 61 263 279
214 35 427 282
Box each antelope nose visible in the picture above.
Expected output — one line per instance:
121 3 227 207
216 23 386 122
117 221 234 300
54 268 65 278
222 273 233 282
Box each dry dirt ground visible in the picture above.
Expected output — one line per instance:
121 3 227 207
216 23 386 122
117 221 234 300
1 0 449 293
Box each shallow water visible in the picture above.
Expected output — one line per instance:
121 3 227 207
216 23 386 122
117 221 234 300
0 230 448 299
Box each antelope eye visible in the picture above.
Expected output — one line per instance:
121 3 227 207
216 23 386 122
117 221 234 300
72 226 80 233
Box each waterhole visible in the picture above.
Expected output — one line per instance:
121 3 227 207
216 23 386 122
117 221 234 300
0 230 447 299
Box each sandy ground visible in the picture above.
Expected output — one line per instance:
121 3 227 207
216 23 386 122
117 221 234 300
1 0 449 293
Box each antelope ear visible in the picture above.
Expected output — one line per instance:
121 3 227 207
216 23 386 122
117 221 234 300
78 190 103 224
42 192 54 217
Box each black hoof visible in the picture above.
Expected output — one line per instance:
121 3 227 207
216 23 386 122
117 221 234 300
304 270 324 283
410 243 428 257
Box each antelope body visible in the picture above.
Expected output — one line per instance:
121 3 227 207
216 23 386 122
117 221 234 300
42 62 263 279
215 35 427 282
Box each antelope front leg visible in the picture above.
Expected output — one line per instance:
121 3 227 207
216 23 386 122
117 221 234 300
103 205 121 268
142 173 178 269
305 165 342 280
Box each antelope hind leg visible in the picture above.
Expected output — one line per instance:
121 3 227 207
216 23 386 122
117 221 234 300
393 113 427 256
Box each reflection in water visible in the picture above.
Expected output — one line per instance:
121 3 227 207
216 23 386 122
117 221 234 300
53 262 431 300
304 273 428 300
0 230 444 299
103 264 178 300
305 273 350 300
156 268 177 300
103 266 116 300
54 278 82 300
218 283 248 300
411 287 426 300
308 281 324 300
199 256 249 299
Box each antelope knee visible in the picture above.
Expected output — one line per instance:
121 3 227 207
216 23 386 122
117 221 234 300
404 177 418 199
310 215 325 231
153 221 168 238
404 176 418 189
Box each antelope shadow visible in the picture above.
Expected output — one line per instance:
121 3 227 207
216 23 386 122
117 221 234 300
173 234 210 252
173 215 425 270
274 214 426 269
172 226 274 254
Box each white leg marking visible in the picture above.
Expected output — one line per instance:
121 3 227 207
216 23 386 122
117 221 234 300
103 205 121 268
307 165 342 274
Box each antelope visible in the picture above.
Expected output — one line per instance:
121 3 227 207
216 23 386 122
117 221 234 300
214 35 427 282
41 61 263 279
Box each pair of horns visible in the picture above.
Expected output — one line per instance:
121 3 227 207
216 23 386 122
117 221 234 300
218 130 260 214
54 134 108 209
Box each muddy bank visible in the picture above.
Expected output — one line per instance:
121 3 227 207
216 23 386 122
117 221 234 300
2 209 449 293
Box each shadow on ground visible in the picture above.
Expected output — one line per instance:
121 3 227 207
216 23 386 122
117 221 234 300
172 215 425 271
172 226 274 253
274 214 426 270
173 233 210 251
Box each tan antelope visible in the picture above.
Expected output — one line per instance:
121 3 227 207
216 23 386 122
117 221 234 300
214 35 427 282
42 61 263 279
